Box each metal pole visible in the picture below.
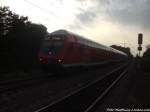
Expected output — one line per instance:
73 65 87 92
139 51 140 57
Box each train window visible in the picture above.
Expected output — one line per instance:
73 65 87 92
51 37 63 40
68 43 78 51
48 35 65 41
41 40 64 54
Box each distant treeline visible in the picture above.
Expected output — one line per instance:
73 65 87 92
0 7 47 72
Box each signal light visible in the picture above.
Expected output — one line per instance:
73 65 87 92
138 46 142 51
138 33 143 44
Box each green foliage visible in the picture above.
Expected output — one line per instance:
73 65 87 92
0 7 28 37
0 6 47 72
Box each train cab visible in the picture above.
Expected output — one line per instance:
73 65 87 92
39 30 77 67
39 35 65 66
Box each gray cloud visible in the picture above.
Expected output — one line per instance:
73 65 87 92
71 0 150 29
67 21 83 29
107 0 150 29
76 10 97 24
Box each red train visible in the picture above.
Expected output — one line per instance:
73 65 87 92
39 29 127 69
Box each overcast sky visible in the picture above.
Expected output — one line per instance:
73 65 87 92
1 0 150 55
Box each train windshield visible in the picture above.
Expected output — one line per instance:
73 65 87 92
41 38 64 54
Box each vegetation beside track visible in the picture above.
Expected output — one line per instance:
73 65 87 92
0 6 47 73
141 48 150 72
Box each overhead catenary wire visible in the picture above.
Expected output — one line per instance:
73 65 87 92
23 0 65 21
23 0 95 36
104 0 137 55
23 0 76 31
46 1 93 30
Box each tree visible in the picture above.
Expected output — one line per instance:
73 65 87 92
0 7 28 37
0 6 47 72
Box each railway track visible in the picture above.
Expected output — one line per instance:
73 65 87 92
0 61 124 94
35 62 130 112
0 73 52 94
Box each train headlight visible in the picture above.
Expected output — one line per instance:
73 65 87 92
58 59 62 63
39 58 43 61
49 51 52 55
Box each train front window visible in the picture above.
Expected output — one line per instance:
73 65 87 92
41 40 64 54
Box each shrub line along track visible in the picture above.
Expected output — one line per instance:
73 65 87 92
35 62 130 112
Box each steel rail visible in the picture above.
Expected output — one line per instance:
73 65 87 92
35 62 130 112
84 66 129 112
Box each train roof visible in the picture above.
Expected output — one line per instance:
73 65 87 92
49 29 127 56
50 30 68 35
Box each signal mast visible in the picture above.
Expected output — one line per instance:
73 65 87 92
138 33 143 57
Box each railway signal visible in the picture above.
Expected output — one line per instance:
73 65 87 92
138 33 143 44
138 33 143 57
138 46 142 51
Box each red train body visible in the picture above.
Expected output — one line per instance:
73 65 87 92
39 30 127 68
